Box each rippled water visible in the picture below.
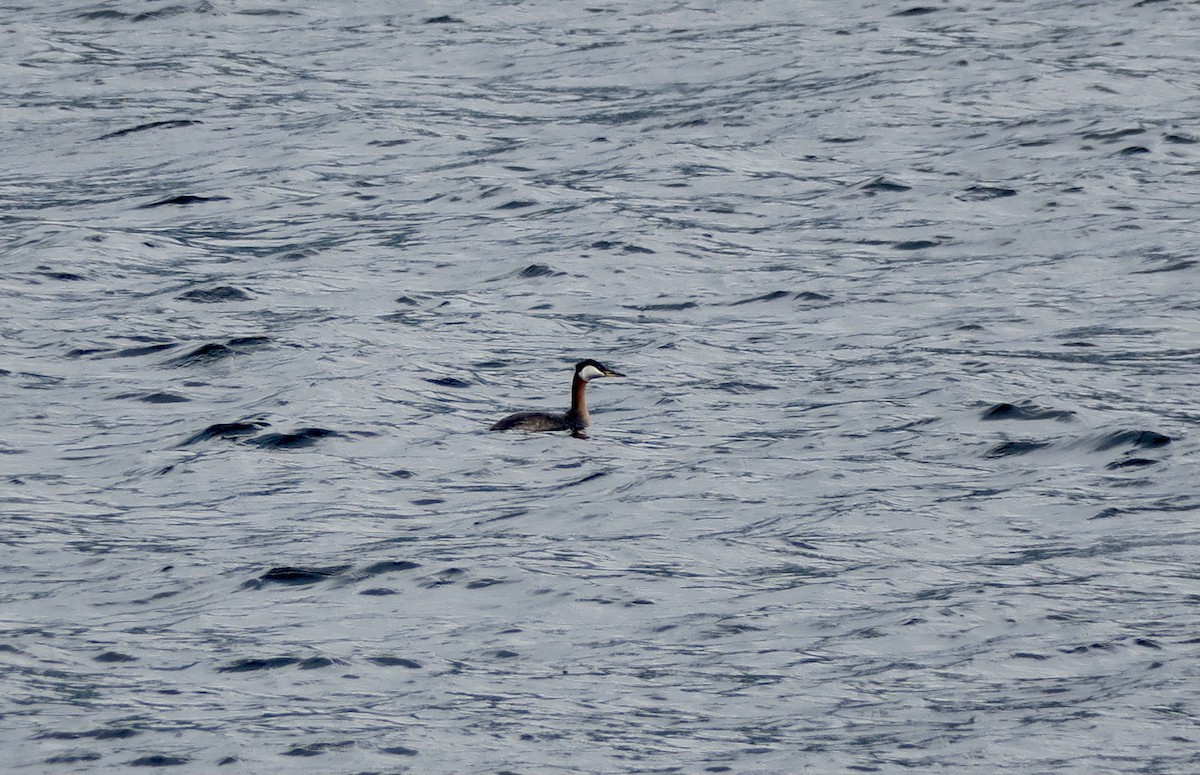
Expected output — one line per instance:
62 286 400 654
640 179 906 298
3 1 1200 772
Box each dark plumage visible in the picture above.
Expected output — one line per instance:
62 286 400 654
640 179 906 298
491 359 624 433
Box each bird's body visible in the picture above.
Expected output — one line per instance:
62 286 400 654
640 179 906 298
491 360 624 434
489 410 579 433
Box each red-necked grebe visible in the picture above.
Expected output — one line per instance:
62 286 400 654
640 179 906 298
490 359 624 433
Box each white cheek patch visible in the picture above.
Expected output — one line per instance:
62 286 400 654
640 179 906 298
578 364 605 382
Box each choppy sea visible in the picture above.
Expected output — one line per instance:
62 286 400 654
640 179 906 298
3 1 1200 772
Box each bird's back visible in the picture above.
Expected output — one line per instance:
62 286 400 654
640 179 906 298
490 411 572 432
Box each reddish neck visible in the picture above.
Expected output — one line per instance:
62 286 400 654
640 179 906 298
568 374 590 428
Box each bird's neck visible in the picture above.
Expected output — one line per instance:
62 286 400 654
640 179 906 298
568 374 590 428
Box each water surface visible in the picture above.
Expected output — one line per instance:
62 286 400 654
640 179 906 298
3 1 1200 772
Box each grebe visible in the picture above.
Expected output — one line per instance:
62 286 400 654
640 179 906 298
490 359 624 433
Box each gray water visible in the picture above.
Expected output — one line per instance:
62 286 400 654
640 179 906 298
3 1 1200 772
